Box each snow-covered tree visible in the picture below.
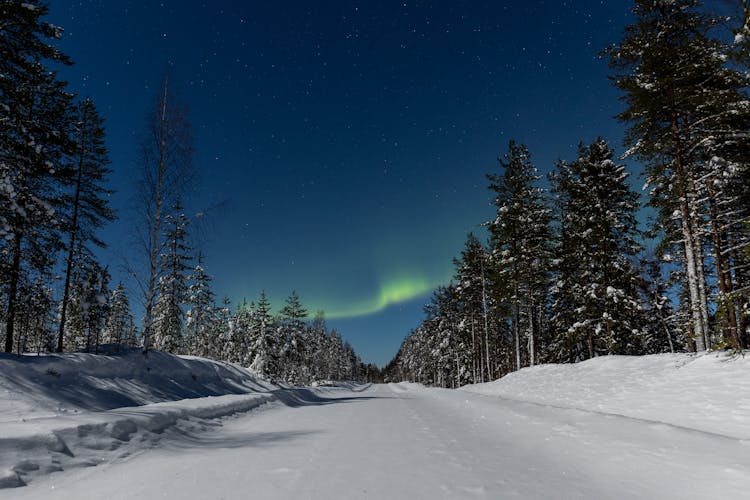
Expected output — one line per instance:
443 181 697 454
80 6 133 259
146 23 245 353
248 291 279 379
15 276 55 354
307 311 329 382
184 256 216 356
1 0 75 352
152 205 191 353
487 141 552 370
279 290 308 384
607 0 750 350
453 234 495 382
225 298 252 365
548 138 643 361
63 257 109 353
103 282 135 351
209 296 232 361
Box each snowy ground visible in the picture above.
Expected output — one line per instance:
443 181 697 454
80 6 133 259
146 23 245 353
2 350 749 499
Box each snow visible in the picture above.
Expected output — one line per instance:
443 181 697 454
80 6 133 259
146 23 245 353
2 351 749 498
462 352 750 440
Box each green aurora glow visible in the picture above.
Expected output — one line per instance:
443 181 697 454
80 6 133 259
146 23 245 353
314 274 446 319
230 267 454 321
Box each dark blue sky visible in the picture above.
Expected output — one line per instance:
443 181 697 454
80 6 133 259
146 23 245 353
47 1 634 366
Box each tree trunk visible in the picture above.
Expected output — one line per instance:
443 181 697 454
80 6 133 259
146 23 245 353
672 113 706 351
470 315 477 383
527 299 535 366
514 291 521 371
705 179 739 348
142 80 170 354
481 259 491 379
57 125 87 352
689 182 709 350
4 233 22 353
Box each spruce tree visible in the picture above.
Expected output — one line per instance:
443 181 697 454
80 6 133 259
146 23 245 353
212 296 232 361
279 290 308 384
152 204 191 353
63 256 109 352
248 291 278 379
184 256 216 356
226 298 252 365
15 276 55 354
103 282 135 351
548 138 643 360
307 311 329 382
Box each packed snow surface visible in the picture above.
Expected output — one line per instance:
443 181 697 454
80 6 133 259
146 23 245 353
1 350 749 499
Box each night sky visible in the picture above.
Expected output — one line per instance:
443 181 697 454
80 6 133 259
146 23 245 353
47 1 635 366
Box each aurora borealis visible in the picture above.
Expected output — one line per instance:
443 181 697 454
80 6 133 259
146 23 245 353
47 1 634 365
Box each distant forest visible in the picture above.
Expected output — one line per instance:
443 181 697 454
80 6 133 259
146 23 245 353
385 1 750 386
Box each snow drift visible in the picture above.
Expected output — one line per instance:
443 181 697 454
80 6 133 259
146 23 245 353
461 352 750 440
0 348 361 489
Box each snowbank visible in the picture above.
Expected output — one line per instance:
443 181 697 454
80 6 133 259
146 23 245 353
461 352 750 440
0 348 360 488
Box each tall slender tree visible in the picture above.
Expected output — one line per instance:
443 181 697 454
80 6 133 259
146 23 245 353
56 97 115 352
136 77 193 354
486 141 551 369
453 234 492 382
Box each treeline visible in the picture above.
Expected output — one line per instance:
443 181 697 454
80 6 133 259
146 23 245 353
0 1 375 384
385 0 750 387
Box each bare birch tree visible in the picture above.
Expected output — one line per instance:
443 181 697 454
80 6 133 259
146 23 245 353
135 77 193 354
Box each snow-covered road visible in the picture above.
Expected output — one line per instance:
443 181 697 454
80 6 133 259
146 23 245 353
6 382 748 499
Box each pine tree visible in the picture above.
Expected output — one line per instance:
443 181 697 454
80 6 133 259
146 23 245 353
425 285 466 388
1 0 75 352
487 141 552 370
453 234 493 382
56 97 115 352
607 0 750 350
